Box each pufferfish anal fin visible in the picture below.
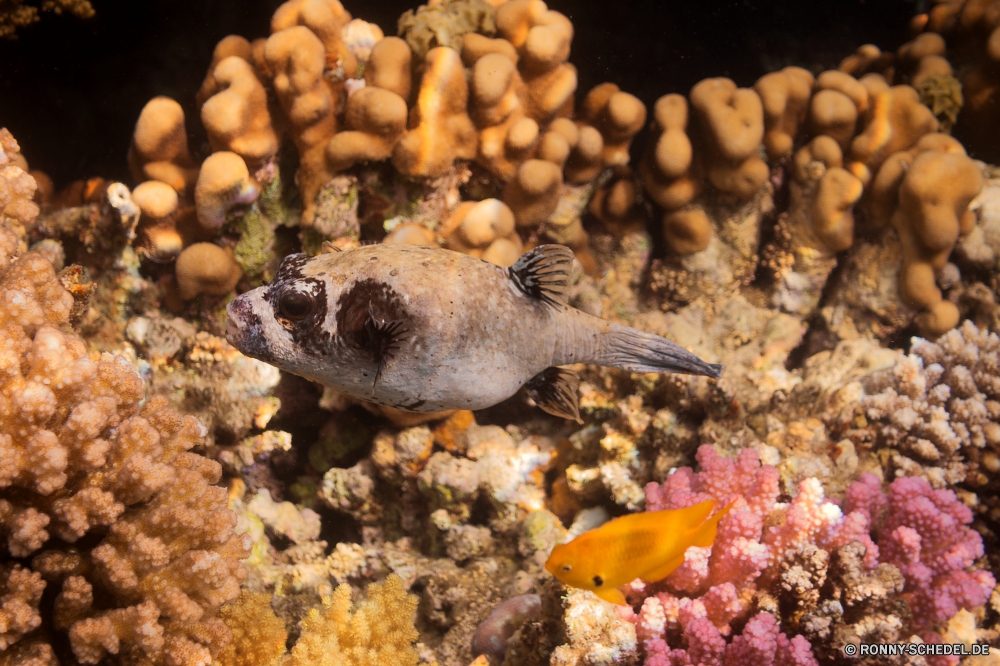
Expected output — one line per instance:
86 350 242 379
363 304 409 391
524 367 582 423
593 586 628 606
508 244 574 306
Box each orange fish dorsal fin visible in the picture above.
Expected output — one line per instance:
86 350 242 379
593 586 628 605
689 499 736 549
642 552 688 584
675 499 716 529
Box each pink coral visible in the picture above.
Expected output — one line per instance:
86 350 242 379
878 476 995 630
627 446 994 666
643 612 817 666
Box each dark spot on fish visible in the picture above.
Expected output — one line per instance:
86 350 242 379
390 269 399 277
271 253 309 283
265 254 335 357
370 256 378 261
592 575 603 587
336 278 410 367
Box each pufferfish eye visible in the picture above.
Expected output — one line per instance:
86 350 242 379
278 290 313 320
561 565 571 572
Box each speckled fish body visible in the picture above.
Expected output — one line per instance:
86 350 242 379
545 499 735 605
225 244 722 418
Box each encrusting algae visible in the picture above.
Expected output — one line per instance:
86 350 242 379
5 0 1000 665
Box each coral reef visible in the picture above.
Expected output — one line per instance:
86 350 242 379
9 0 1000 665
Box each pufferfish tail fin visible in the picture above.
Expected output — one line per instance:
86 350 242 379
599 323 724 378
689 499 737 549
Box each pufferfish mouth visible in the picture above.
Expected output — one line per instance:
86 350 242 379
224 298 245 343
225 315 240 340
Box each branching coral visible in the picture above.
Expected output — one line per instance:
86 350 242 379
0 128 39 233
0 248 250 665
284 574 420 666
862 320 1000 488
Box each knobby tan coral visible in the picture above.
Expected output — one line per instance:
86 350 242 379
393 46 478 178
201 56 279 168
754 66 814 160
495 0 576 125
263 26 340 225
194 151 260 231
891 139 982 335
502 158 562 228
195 35 254 108
326 87 408 172
689 77 767 200
575 83 646 172
270 0 357 81
442 198 522 266
469 51 537 180
638 94 700 211
127 97 199 195
132 180 184 262
848 84 939 184
364 36 412 100
174 242 243 300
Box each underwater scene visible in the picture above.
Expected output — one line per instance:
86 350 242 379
2 0 1000 664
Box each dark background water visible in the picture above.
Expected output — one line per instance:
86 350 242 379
0 0 916 187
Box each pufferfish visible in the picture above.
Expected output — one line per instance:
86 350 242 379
545 499 735 605
225 243 722 420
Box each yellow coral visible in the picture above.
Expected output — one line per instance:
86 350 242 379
285 574 419 666
216 592 288 666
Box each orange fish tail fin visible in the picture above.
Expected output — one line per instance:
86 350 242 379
689 499 736 549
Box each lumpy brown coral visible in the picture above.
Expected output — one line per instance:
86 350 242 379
0 242 249 665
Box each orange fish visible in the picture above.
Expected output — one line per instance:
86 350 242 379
544 499 734 605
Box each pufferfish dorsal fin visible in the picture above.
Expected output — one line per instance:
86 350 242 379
507 245 574 307
524 366 582 423
320 241 342 254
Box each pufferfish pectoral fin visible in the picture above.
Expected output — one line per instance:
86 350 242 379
525 367 582 423
507 244 574 306
362 306 409 391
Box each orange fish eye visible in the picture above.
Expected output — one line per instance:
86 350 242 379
592 575 603 587
561 565 571 572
